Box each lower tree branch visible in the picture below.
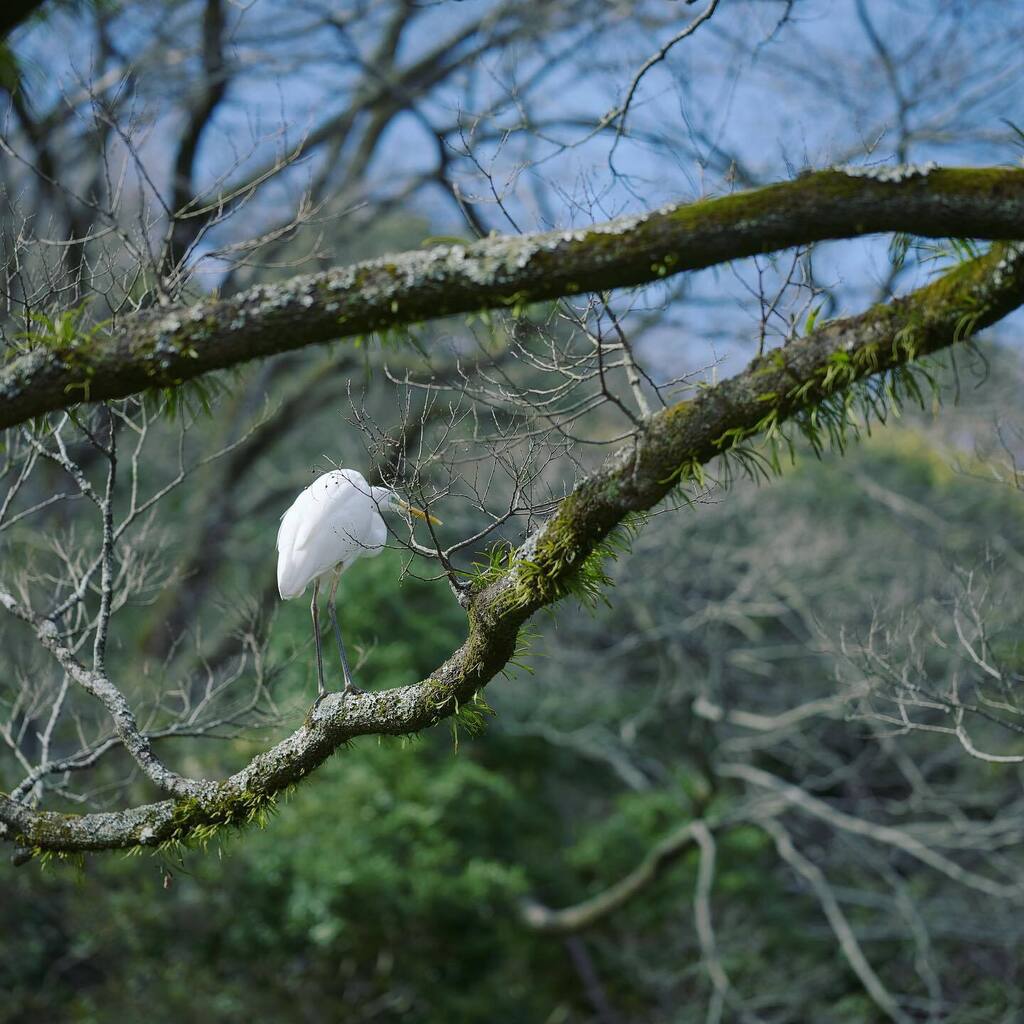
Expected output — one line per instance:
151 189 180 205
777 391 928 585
3 241 1024 854
0 590 209 801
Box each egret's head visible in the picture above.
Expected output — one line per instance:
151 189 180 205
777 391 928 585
377 488 442 526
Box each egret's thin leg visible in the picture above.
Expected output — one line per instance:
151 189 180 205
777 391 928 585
311 576 326 702
327 569 362 694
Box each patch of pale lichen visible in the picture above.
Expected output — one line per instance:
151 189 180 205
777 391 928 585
15 812 81 850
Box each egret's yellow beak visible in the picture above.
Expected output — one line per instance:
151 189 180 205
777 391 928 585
397 499 442 526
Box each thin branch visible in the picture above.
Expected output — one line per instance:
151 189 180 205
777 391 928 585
760 818 914 1024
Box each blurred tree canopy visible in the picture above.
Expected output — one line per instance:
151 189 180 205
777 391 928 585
2 0 1024 1021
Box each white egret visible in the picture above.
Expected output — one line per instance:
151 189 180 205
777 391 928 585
276 468 440 702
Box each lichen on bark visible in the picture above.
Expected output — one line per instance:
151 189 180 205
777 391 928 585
3 166 1024 430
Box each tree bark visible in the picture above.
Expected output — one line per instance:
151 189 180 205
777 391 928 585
3 166 1024 430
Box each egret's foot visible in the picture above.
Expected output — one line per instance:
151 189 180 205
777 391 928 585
305 690 330 728
342 680 365 696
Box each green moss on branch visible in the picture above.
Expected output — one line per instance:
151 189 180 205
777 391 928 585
3 166 1024 429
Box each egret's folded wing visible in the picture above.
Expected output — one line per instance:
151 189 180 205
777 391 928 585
276 471 385 597
276 486 331 597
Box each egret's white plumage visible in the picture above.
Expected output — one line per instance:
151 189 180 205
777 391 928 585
275 468 439 701
276 469 390 599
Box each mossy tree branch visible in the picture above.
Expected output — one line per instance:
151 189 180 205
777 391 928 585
4 234 1023 855
3 165 1024 430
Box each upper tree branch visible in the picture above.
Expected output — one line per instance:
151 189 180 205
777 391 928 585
3 166 1024 429
4 230 1024 854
